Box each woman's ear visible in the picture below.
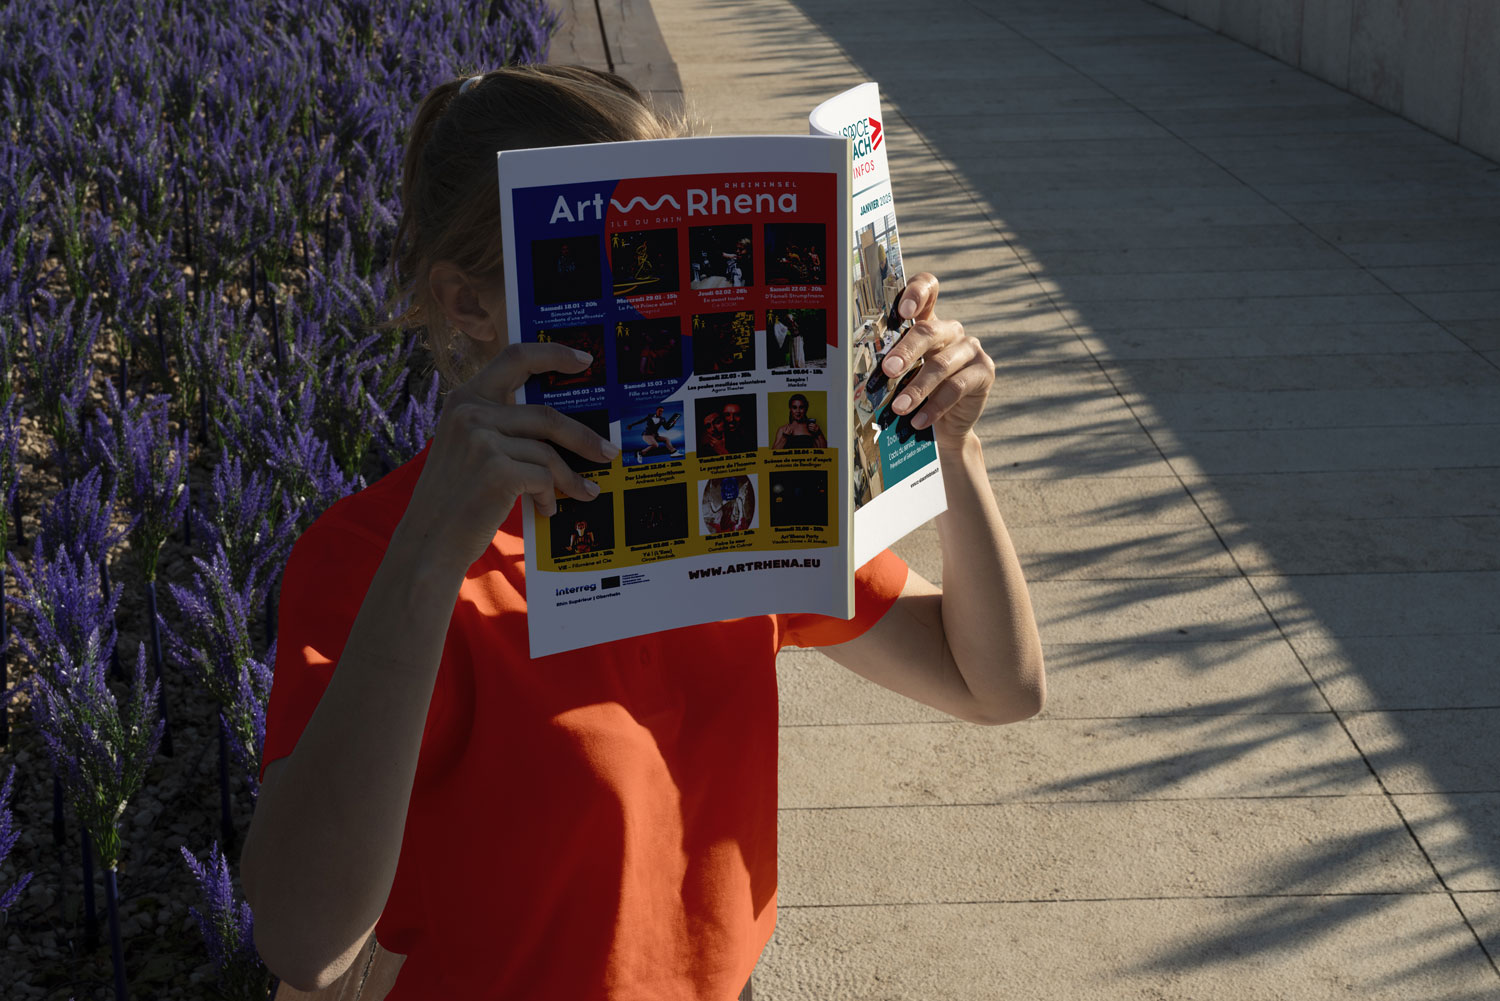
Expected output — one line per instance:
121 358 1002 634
429 262 502 342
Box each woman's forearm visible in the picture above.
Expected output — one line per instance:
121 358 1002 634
240 520 466 990
934 431 1045 719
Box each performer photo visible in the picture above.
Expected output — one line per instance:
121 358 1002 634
772 393 827 450
626 405 682 460
566 517 595 554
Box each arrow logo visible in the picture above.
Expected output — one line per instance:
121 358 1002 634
869 117 883 151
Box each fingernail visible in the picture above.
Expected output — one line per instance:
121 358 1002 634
910 410 931 430
599 438 620 458
571 349 593 364
883 354 906 376
893 392 912 413
899 298 916 319
584 479 601 497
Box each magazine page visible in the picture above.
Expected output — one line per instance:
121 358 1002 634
810 83 948 568
496 136 854 657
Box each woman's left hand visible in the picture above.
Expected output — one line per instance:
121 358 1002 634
881 272 995 449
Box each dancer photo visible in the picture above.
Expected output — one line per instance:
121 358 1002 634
770 392 827 450
622 402 684 464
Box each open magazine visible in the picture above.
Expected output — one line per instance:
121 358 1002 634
497 84 945 657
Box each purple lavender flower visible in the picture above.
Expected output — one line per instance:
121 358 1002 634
28 639 163 872
0 764 34 912
376 368 441 469
37 466 135 565
21 293 100 474
180 841 269 1000
86 384 189 583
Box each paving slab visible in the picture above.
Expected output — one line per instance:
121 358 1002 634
1006 523 1239 579
778 798 1438 902
779 713 1375 807
763 896 1500 1001
1151 425 1500 475
1059 294 1430 330
1252 571 1500 639
1215 516 1500 574
1455 892 1500 964
1106 353 1500 392
1037 267 1387 301
1394 793 1500 892
1183 468 1500 521
1027 577 1274 644
1074 321 1462 359
778 636 1326 724
1132 388 1500 432
981 430 1178 479
1372 264 1500 294
1290 634 1500 711
986 475 1205 527
1343 710 1500 794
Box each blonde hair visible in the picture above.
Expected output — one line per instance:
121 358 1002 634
388 65 687 390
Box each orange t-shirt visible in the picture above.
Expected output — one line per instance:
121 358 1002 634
258 440 908 1000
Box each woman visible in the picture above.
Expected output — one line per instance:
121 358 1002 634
241 65 1042 1001
771 393 827 450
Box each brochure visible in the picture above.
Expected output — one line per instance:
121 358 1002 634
497 84 947 657
809 83 948 567
498 135 854 656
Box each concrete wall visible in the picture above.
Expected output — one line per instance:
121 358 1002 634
1149 0 1500 163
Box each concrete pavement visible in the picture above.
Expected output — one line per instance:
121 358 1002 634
643 0 1500 998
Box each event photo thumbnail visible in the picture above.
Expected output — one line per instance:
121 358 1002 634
766 308 827 369
621 400 685 465
615 317 683 384
701 475 757 535
688 225 753 289
695 393 758 458
610 227 679 297
764 223 826 286
550 493 616 558
691 310 756 375
624 483 691 547
531 235 602 306
769 470 828 527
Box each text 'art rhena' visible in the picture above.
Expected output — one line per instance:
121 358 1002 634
549 188 800 224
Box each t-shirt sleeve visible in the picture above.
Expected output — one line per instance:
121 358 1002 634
775 548 909 650
258 516 388 785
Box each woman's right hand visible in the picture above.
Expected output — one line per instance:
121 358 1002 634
401 342 619 573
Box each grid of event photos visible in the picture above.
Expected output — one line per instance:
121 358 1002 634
522 221 841 573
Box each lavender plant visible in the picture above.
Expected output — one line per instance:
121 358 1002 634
21 294 101 479
0 763 34 912
180 842 271 1001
